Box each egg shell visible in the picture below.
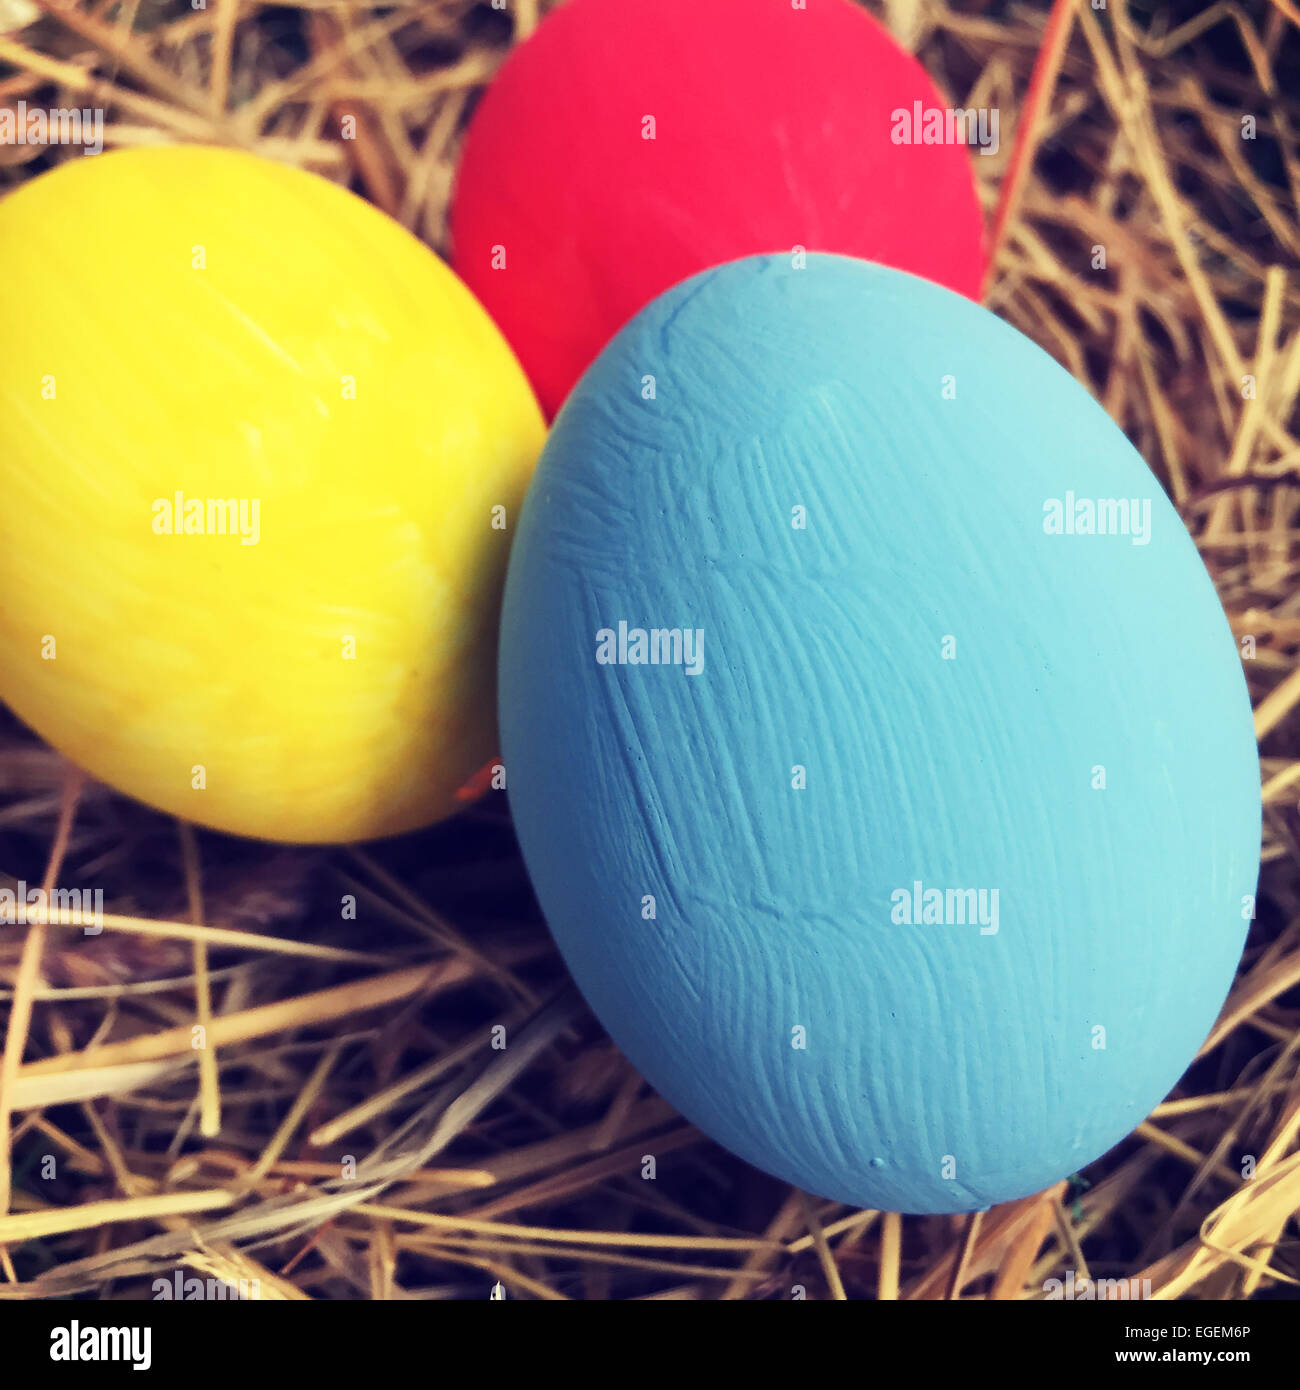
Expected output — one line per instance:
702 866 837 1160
451 0 986 417
498 253 1261 1213
0 146 544 843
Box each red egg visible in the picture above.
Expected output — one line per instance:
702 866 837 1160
452 0 987 417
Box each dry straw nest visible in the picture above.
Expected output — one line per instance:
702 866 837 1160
1 0 1299 1301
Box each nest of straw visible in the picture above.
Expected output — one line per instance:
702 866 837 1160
1 0 1298 1301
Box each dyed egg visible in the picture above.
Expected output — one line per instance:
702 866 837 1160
0 146 544 843
452 0 986 416
499 254 1260 1213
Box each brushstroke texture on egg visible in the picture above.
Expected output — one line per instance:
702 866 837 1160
452 0 986 416
499 254 1260 1213
0 146 544 843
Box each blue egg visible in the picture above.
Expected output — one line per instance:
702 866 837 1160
499 253 1260 1214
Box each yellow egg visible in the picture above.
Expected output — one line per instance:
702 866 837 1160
0 145 544 842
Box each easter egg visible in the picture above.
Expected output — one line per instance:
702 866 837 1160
451 0 987 417
0 146 544 843
499 254 1260 1213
